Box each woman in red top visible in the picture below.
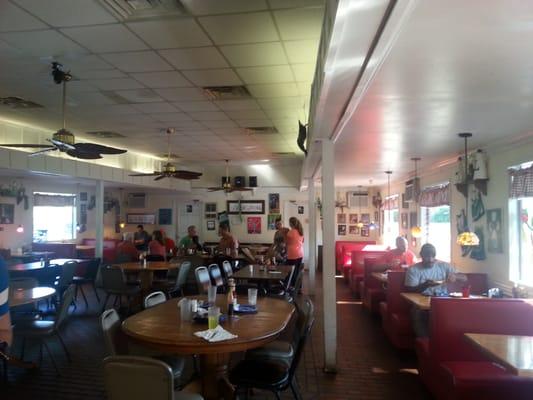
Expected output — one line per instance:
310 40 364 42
286 217 304 288
148 230 167 258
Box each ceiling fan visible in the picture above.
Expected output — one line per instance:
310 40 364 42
0 63 127 159
207 160 254 193
129 128 202 181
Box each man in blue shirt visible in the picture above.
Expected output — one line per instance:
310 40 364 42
0 255 12 347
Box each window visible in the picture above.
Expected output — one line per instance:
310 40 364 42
515 198 533 284
421 205 451 262
383 195 399 248
33 192 76 242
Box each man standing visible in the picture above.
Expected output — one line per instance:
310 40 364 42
133 224 150 252
387 236 417 268
0 255 12 348
217 223 238 259
179 225 202 251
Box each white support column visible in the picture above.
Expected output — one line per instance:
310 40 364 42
321 139 337 372
307 177 317 295
95 180 104 259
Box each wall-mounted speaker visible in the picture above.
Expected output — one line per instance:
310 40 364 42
234 176 245 187
248 176 257 187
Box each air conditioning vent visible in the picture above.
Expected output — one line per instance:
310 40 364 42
203 85 251 100
86 131 125 139
0 96 43 109
244 126 278 135
346 190 369 208
100 0 188 21
127 192 146 208
404 178 420 202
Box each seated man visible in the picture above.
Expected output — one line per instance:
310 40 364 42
217 223 239 259
133 224 150 252
0 255 12 348
178 225 202 252
387 236 417 268
116 233 139 262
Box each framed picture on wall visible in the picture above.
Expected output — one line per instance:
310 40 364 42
268 214 281 230
361 225 369 237
401 193 409 209
338 224 346 236
401 212 408 229
487 208 503 253
206 220 216 231
0 203 14 224
349 225 358 235
298 206 304 214
349 213 358 224
409 212 418 228
268 193 280 214
79 192 87 202
158 208 172 225
126 213 155 225
227 200 265 215
361 213 370 223
337 213 346 224
247 216 262 234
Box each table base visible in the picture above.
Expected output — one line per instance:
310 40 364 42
200 353 234 400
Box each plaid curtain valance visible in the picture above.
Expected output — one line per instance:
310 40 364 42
419 184 449 207
509 164 533 198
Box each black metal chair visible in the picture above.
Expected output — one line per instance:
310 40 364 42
100 266 141 313
72 257 101 308
207 264 225 293
194 266 210 295
229 296 315 400
167 261 192 297
221 260 233 281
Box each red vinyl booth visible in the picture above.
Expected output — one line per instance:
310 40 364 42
416 298 533 400
81 238 121 264
349 245 388 298
359 256 388 313
335 240 376 275
32 242 76 258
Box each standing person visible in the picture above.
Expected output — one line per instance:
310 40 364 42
0 255 12 348
133 224 150 252
286 217 304 288
217 223 239 259
267 217 289 264
387 236 417 268
148 230 167 258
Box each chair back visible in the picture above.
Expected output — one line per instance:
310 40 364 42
103 356 174 400
57 261 78 289
208 264 224 288
102 265 127 292
101 309 128 356
84 257 101 280
54 284 75 329
176 261 192 291
9 277 38 290
222 260 233 279
195 266 211 294
289 296 315 379
37 264 61 286
144 291 166 309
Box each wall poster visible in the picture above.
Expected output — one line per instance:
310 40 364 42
247 216 262 234
268 193 280 214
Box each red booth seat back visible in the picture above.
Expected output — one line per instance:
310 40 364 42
335 240 376 270
362 256 388 288
430 298 533 362
446 272 489 295
386 271 411 314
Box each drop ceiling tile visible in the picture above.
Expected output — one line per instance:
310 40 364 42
219 42 288 67
296 81 312 96
131 71 191 88
57 54 113 71
211 127 243 135
85 78 145 91
265 109 301 120
61 24 148 53
258 96 306 109
75 69 126 80
268 0 324 9
247 82 299 98
151 113 193 122
189 111 230 121
214 99 260 111
132 103 179 114
101 51 173 73
159 47 228 70
273 7 324 40
237 65 294 84
127 18 211 49
199 12 279 45
0 2 48 32
237 119 273 127
173 101 219 112
291 64 315 82
154 87 207 102
202 120 238 128
226 109 268 120
182 0 267 15
182 69 242 87
65 91 117 106
0 30 87 57
13 0 116 27
283 39 319 64
114 89 163 103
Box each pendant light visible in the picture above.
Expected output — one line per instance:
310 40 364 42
456 133 480 246
410 157 423 238
356 185 364 228
385 171 392 233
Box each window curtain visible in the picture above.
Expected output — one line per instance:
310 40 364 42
509 164 533 198
34 193 75 207
383 195 399 210
419 184 449 207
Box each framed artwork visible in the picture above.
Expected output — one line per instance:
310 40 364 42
158 208 172 225
361 213 370 223
349 213 358 224
374 211 379 222
268 214 281 230
186 205 193 213
0 204 14 224
268 193 280 213
205 203 217 219
409 212 418 228
298 206 304 214
401 212 408 229
80 204 87 225
247 216 262 234
206 220 216 231
349 225 358 235
79 192 87 202
127 213 155 224
227 200 265 215
487 208 503 253
361 225 369 237
401 193 409 209
337 213 346 224
338 224 346 236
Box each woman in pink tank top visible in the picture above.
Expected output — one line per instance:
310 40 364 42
286 217 304 289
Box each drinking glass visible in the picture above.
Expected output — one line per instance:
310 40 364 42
207 285 217 305
248 288 258 306
179 298 191 321
208 306 220 330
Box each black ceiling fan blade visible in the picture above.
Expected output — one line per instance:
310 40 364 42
154 175 166 181
1 144 56 148
29 147 58 156
66 149 102 159
74 142 127 155
233 187 254 191
129 172 161 177
208 187 224 191
173 170 202 180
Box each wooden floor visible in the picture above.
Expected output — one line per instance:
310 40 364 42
0 272 432 399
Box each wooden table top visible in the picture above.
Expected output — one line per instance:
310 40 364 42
372 272 388 283
75 245 95 250
465 333 533 377
8 258 88 272
9 286 56 307
401 292 487 310
233 264 292 281
122 295 295 354
117 261 180 271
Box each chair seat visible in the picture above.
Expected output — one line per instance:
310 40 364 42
14 320 55 336
230 359 289 389
245 340 294 365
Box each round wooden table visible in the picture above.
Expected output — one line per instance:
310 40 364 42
122 295 295 400
9 287 56 307
117 261 180 290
